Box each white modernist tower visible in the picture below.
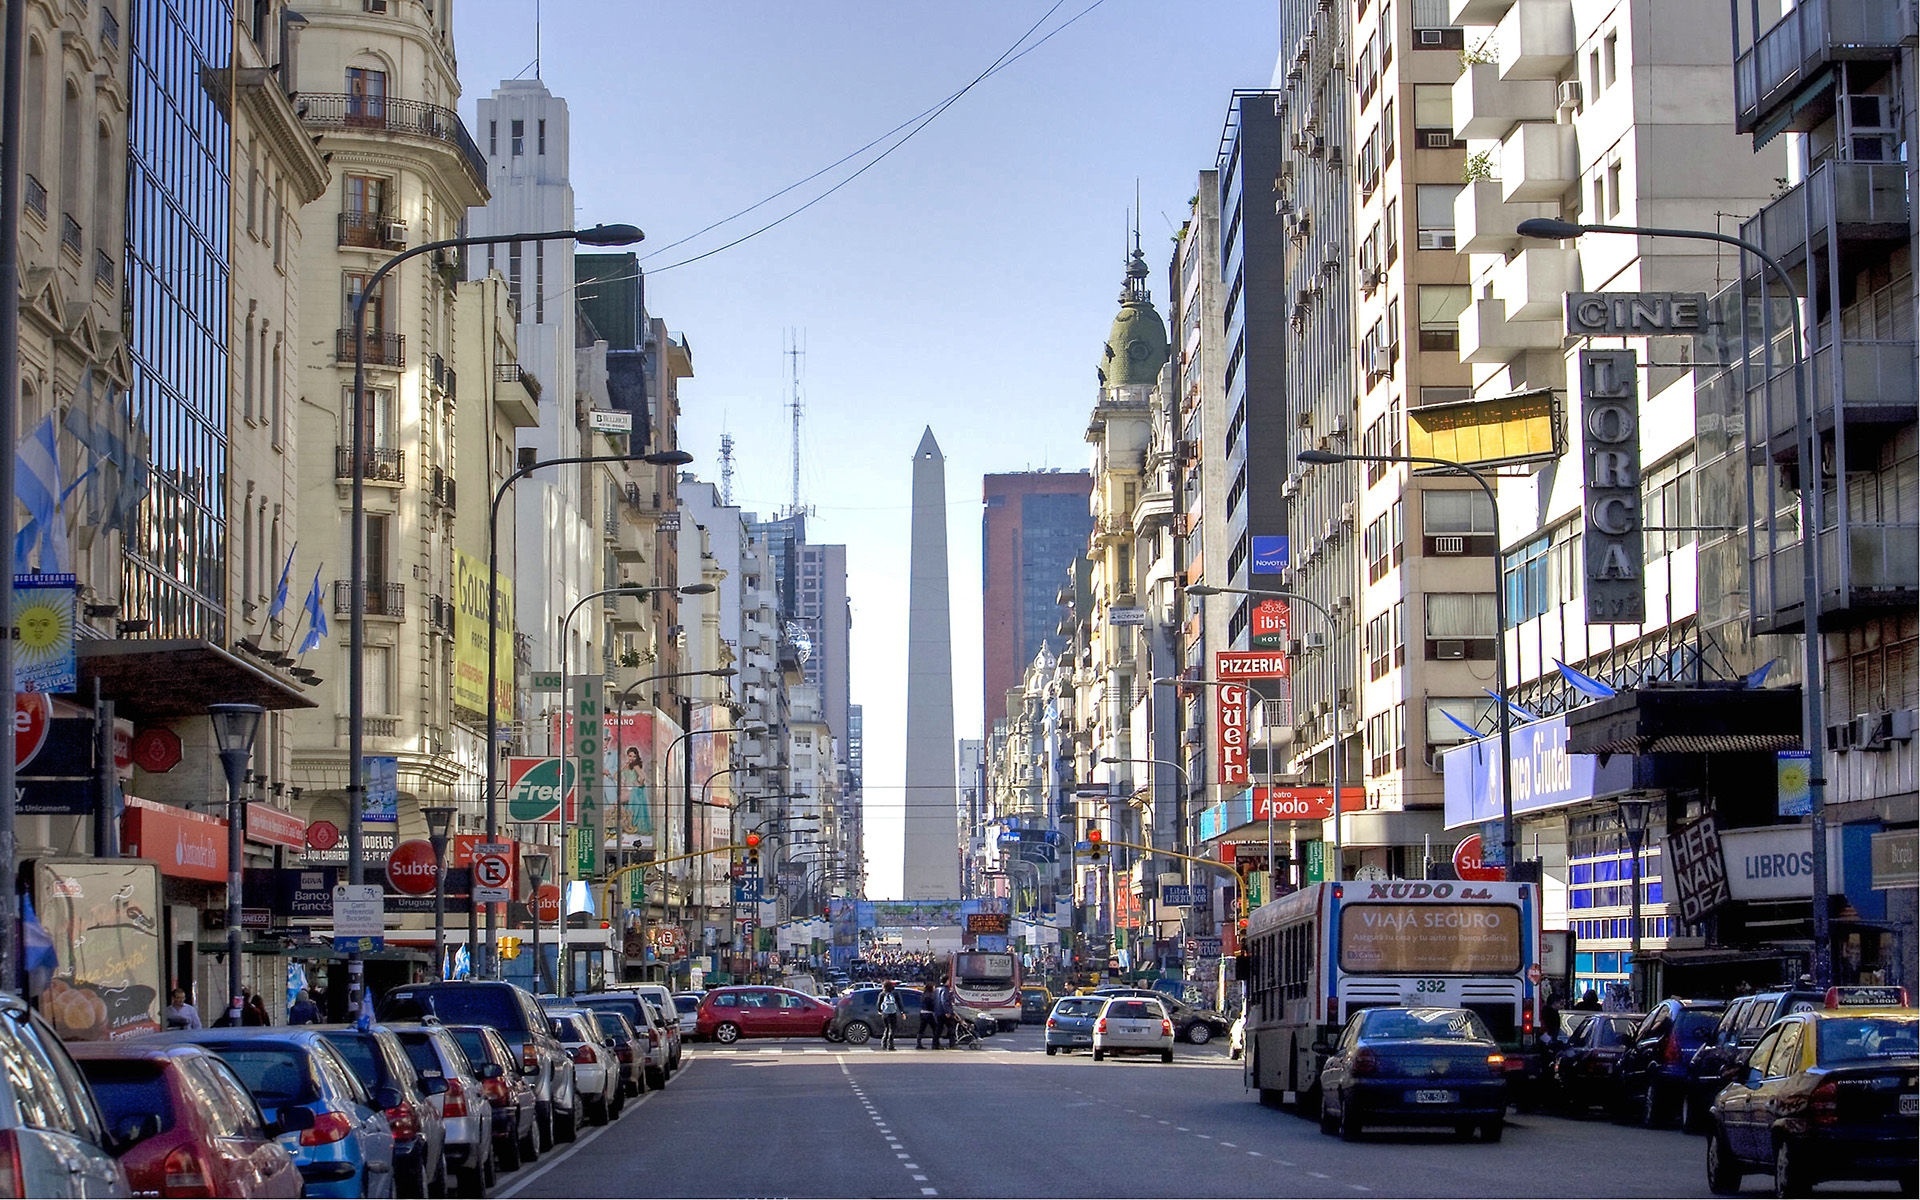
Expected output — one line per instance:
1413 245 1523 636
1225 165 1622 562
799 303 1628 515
902 428 961 898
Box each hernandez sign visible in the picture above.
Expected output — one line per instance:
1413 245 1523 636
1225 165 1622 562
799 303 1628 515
1665 814 1732 924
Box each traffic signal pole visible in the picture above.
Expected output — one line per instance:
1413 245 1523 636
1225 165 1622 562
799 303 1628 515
601 842 748 973
1081 836 1251 933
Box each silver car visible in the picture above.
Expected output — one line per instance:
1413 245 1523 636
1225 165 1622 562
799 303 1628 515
387 1024 495 1198
543 1007 620 1127
0 994 131 1196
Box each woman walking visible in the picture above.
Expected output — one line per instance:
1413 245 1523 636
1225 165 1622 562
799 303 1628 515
877 979 902 1050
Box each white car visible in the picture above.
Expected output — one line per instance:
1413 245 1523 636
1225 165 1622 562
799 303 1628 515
390 1022 497 1197
545 1007 621 1127
673 993 702 1038
1092 996 1175 1063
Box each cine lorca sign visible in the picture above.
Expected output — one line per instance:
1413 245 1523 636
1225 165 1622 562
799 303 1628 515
1580 350 1645 624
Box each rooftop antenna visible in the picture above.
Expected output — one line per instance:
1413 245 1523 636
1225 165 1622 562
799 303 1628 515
719 430 736 507
534 0 542 80
786 330 806 518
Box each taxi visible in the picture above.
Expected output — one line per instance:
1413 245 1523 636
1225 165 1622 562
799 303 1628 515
1705 986 1917 1197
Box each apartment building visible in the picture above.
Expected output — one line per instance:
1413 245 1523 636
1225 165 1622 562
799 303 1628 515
982 470 1094 740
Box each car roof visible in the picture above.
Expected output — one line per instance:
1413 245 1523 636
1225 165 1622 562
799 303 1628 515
67 1040 214 1063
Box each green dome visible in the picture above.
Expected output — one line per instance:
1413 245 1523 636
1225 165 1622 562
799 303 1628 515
1098 247 1169 388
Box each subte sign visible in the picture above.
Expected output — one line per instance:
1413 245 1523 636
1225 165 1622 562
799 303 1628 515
1452 834 1505 882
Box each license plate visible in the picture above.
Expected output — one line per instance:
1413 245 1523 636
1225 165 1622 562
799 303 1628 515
1901 1095 1918 1117
1411 1089 1458 1104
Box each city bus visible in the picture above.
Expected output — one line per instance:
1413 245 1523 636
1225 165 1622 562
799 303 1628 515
1240 879 1543 1107
948 950 1022 1029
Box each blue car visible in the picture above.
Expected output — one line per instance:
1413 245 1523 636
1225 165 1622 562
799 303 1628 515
1045 995 1104 1055
166 1029 397 1198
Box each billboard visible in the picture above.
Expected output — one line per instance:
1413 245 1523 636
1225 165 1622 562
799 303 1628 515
33 858 163 1041
1408 387 1564 469
453 550 514 716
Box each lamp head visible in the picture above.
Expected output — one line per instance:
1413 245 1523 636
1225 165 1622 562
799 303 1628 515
574 223 645 246
422 804 457 842
641 449 694 467
677 583 717 596
521 851 551 883
207 703 266 756
1516 217 1586 240
1295 449 1346 465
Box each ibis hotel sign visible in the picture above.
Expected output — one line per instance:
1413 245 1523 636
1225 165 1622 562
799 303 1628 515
1580 350 1645 624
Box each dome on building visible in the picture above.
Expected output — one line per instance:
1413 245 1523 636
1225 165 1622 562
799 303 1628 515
1097 244 1169 388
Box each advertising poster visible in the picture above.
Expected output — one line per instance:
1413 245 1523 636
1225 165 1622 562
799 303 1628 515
363 755 399 823
453 550 514 716
606 712 656 845
506 756 578 823
33 858 163 1041
14 574 78 694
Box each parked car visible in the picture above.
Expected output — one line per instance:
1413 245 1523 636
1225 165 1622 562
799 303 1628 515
1550 1013 1644 1116
696 986 836 1044
1619 997 1728 1127
1683 988 1824 1133
1091 987 1231 1045
543 1007 620 1127
1317 1007 1509 1142
587 1011 645 1100
444 1025 537 1173
571 988 681 1083
1706 987 1918 1197
170 1028 397 1199
378 981 577 1151
1091 996 1175 1063
672 994 701 1038
314 1025 448 1199
70 1040 300 1198
385 1024 495 1197
1044 995 1104 1056
827 986 924 1045
0 994 136 1197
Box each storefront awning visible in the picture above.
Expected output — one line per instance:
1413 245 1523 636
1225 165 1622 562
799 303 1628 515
80 639 316 720
1564 686 1802 755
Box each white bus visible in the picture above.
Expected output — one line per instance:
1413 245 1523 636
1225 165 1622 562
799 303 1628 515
1241 879 1543 1107
948 950 1022 1029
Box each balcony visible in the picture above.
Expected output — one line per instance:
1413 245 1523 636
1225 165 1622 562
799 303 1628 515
1741 160 1910 271
1734 0 1913 135
1498 244 1578 321
1754 522 1920 629
338 211 406 250
1499 121 1577 202
1459 295 1563 363
331 580 406 618
335 444 405 483
1762 338 1919 444
93 250 114 290
336 328 406 368
22 174 46 220
1456 179 1556 254
1454 61 1557 141
296 93 487 191
1449 0 1512 25
1497 0 1576 80
59 214 83 258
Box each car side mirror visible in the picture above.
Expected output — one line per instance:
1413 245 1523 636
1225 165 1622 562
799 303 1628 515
477 1062 505 1080
270 1106 317 1138
373 1085 402 1110
108 1113 161 1153
418 1074 449 1096
1311 1039 1333 1056
1742 1067 1763 1089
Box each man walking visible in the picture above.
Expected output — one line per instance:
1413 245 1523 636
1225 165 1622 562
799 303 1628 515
916 980 940 1049
877 980 901 1050
164 988 202 1030
937 981 959 1049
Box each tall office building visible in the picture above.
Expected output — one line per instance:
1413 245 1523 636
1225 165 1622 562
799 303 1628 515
902 428 960 898
981 471 1093 736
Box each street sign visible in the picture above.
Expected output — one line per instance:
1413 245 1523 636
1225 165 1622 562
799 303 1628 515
1160 884 1200 908
587 408 633 434
386 840 440 896
472 851 512 904
1527 963 1544 985
332 884 385 940
1451 834 1505 882
1107 606 1146 626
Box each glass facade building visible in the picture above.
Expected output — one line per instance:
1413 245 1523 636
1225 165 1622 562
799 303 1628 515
123 0 233 636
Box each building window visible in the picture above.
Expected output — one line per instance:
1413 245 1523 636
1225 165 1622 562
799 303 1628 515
1417 284 1468 352
537 118 547 154
1425 695 1498 751
1642 451 1697 558
1504 535 1550 626
1607 161 1623 216
1422 488 1497 559
1424 592 1496 659
345 67 387 123
1415 184 1461 249
488 119 496 156
1383 197 1399 262
1603 30 1618 87
511 118 525 156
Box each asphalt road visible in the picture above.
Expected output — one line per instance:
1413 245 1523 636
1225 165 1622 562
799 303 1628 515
492 1026 1899 1199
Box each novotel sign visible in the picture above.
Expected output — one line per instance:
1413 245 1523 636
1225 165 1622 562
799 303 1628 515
1565 291 1707 337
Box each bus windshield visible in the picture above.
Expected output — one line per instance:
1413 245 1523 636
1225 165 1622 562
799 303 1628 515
1337 904 1522 974
952 953 1015 985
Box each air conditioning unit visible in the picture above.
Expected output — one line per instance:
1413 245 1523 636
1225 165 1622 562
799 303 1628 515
382 222 408 246
1435 639 1467 660
1418 29 1445 45
1433 535 1466 555
1285 638 1304 656
1422 131 1455 149
1328 417 1347 437
1557 80 1582 110
1417 229 1457 250
1304 631 1328 650
1281 477 1300 499
1340 502 1356 525
1323 519 1339 542
1826 721 1856 752
1854 711 1894 750
1892 709 1919 742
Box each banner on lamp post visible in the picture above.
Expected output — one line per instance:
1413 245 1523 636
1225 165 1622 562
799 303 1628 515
571 675 603 876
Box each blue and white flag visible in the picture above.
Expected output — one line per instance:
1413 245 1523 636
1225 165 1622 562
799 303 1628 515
1484 689 1539 721
14 415 70 573
267 546 296 622
297 569 329 654
452 945 471 980
1441 709 1486 741
1745 658 1777 689
1555 659 1617 699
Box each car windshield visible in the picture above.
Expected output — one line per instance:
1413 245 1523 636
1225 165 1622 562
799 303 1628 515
591 1013 627 1041
1055 998 1101 1017
1676 1011 1724 1040
395 1032 457 1078
1595 1017 1641 1046
384 988 519 1029
316 1033 389 1087
206 1047 315 1106
1816 1016 1920 1063
1107 1001 1159 1019
550 1015 590 1042
448 1028 495 1067
674 996 699 1014
1362 1008 1494 1042
75 1061 176 1136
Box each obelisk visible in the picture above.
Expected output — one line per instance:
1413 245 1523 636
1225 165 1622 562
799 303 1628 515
902 428 960 898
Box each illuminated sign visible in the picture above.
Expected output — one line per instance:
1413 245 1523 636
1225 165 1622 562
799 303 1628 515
1408 387 1564 469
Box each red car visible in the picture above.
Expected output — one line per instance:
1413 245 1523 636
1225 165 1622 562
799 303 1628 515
70 1041 305 1198
695 986 835 1044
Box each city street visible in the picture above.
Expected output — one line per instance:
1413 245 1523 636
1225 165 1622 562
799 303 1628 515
490 1026 1839 1199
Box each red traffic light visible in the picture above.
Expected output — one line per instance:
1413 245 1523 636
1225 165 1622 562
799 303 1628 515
1088 829 1102 843
744 832 762 849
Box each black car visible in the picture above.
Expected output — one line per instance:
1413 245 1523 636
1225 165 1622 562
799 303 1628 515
1551 1013 1643 1116
827 986 923 1044
1619 997 1727 1128
1681 989 1824 1133
1706 990 1917 1197
1316 1007 1509 1142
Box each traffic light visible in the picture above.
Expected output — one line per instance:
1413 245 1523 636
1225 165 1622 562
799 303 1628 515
744 832 762 872
497 936 523 961
1087 829 1105 861
822 902 832 919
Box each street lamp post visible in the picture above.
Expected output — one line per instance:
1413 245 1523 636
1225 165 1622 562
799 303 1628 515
422 805 456 979
1516 215 1830 989
347 222 643 1010
1188 584 1350 884
1100 754 1190 966
522 850 551 995
1615 792 1653 1011
476 445 692 978
1296 451 1515 877
209 703 265 1027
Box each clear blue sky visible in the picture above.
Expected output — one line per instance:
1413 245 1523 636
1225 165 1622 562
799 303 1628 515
456 0 1279 898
